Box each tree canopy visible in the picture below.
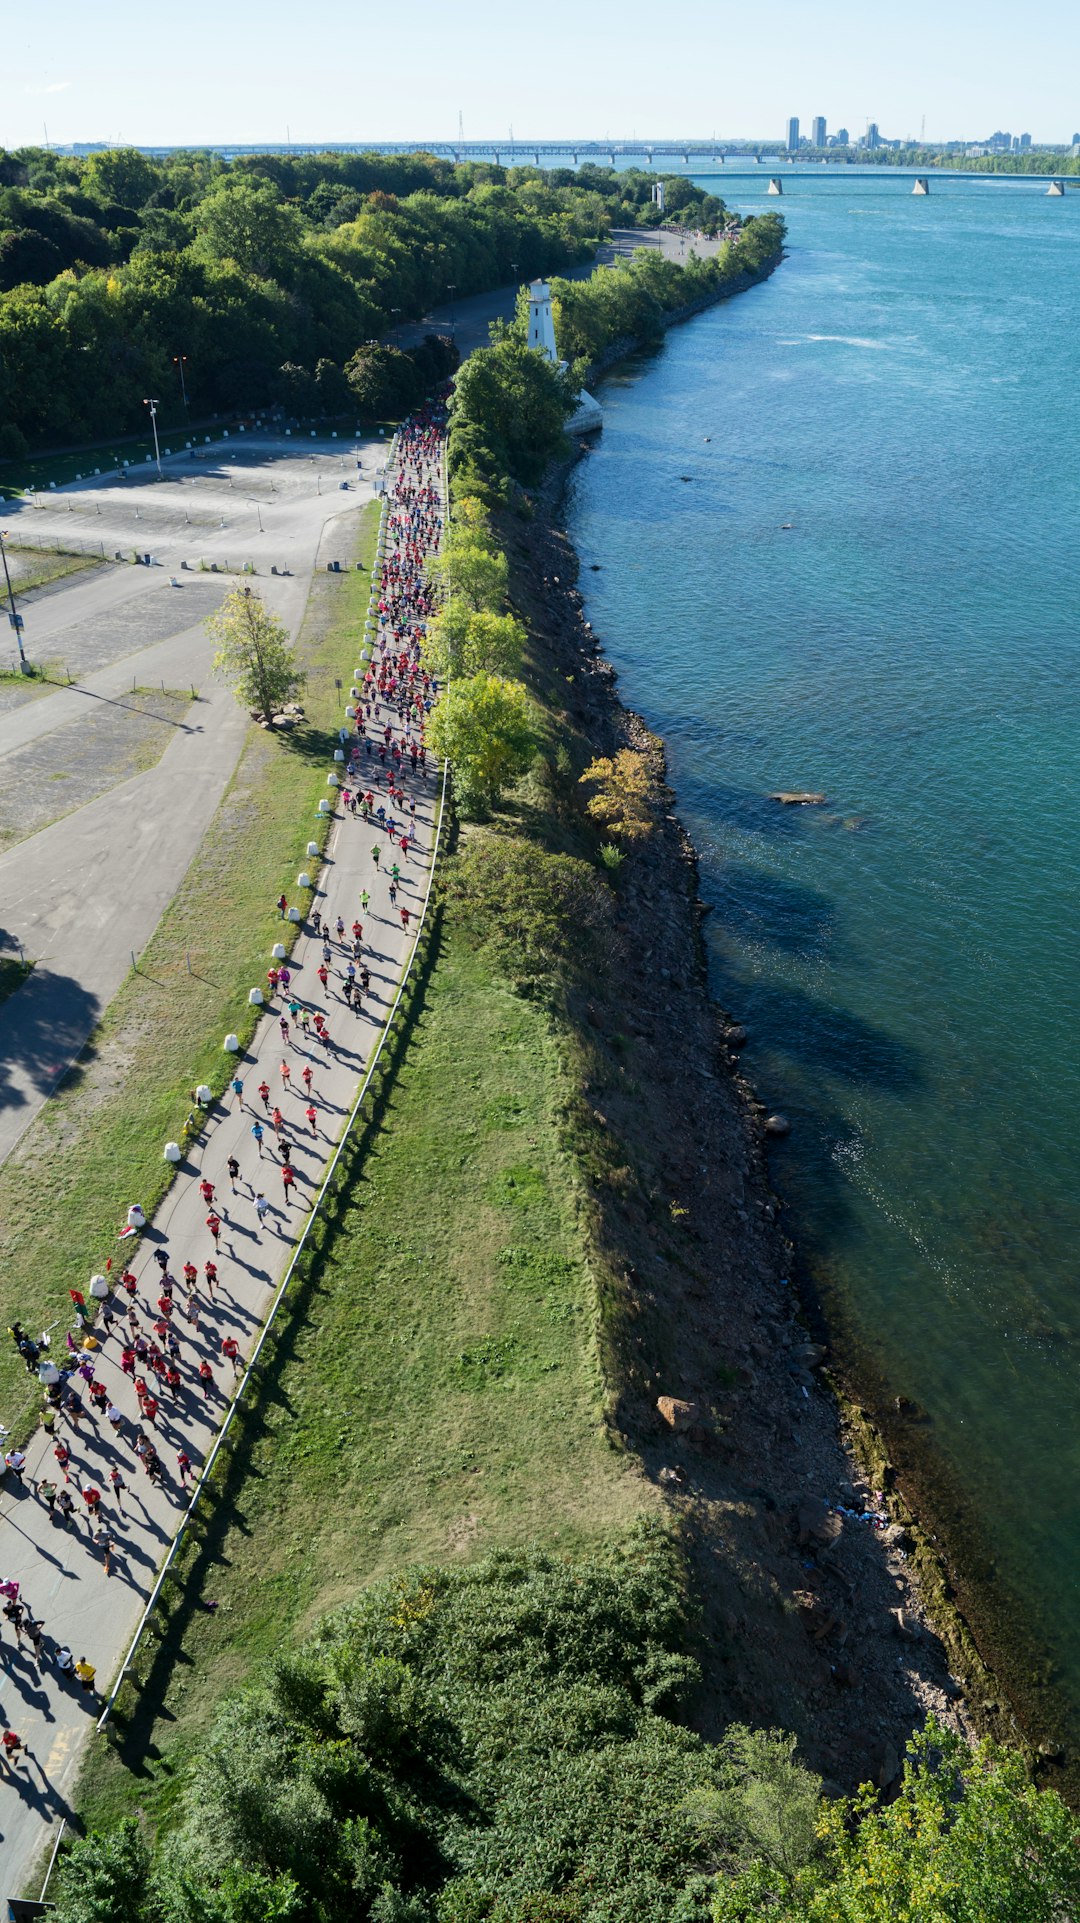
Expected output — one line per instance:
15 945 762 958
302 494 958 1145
0 149 744 455
208 588 305 724
426 600 526 681
428 670 533 814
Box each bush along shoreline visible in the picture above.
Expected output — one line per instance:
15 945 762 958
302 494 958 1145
51 265 1080 1914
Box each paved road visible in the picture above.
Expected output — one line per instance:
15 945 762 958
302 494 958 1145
389 226 725 359
0 432 445 1892
0 440 384 1169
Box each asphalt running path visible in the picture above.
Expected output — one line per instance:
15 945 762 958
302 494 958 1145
0 441 383 1170
388 226 728 358
0 423 446 1893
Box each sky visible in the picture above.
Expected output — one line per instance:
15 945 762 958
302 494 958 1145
5 0 1080 151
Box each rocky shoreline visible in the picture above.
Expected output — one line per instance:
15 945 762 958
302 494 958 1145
497 471 1007 1796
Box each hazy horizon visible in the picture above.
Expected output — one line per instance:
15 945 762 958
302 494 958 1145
6 0 1079 153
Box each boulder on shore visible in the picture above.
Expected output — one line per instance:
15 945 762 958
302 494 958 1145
657 1396 698 1432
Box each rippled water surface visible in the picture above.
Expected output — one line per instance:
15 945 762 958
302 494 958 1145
568 175 1080 1719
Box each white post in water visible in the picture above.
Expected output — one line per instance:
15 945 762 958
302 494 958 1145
527 281 559 363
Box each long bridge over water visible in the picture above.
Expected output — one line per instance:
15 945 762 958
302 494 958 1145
131 138 1077 189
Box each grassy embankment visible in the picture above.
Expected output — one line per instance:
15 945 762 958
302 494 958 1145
0 687 194 853
79 918 648 1831
1 545 103 592
0 500 380 1429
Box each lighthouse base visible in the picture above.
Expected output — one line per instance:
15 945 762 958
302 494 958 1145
567 388 603 435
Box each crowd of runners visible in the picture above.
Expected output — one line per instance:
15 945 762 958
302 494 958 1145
0 403 448 1781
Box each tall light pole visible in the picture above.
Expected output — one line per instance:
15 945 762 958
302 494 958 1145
172 354 190 422
143 398 162 480
0 530 28 671
247 498 264 532
447 282 456 342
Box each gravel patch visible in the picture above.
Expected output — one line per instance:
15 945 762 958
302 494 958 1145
0 688 194 849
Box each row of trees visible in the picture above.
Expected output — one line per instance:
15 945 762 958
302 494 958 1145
0 147 740 457
848 149 1080 174
426 498 533 814
51 1530 1080 1921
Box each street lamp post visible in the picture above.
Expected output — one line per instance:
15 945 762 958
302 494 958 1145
173 354 190 422
447 283 456 338
247 499 264 533
0 530 28 671
143 398 163 480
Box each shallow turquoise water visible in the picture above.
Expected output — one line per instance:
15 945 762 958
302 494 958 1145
568 176 1080 1719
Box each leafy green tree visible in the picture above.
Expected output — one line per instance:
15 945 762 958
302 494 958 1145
427 598 525 680
276 360 318 411
0 226 64 290
208 588 305 725
82 147 162 210
344 342 420 419
579 749 654 840
449 336 577 484
52 1818 151 1923
315 355 352 413
713 1720 1080 1922
195 179 303 280
428 671 533 813
428 538 508 612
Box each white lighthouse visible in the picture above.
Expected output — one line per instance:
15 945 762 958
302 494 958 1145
528 280 560 361
526 279 603 434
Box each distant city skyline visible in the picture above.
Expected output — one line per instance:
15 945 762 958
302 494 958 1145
4 0 1080 150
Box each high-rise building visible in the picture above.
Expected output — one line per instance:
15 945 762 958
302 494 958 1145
1019 132 1032 151
786 117 800 152
866 122 881 149
834 127 849 146
811 115 827 148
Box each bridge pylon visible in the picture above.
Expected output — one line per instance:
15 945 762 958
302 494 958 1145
767 176 784 195
912 177 929 194
1046 179 1065 196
